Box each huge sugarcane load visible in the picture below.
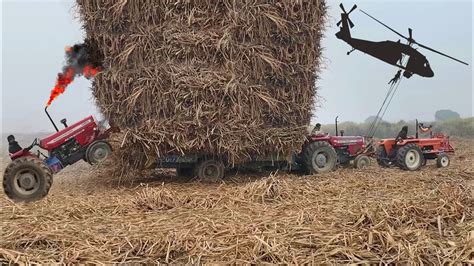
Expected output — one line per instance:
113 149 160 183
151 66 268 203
76 0 327 172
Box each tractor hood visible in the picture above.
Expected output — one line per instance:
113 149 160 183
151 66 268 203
330 136 365 147
40 116 97 150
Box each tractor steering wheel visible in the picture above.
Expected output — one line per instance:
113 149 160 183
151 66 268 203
24 138 39 151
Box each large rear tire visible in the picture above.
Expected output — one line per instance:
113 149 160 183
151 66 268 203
397 143 423 171
376 145 391 167
302 141 337 174
194 159 225 183
3 156 53 202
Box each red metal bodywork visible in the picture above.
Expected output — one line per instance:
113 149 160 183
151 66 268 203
9 149 35 161
9 115 111 162
379 133 454 156
40 116 107 151
309 135 366 156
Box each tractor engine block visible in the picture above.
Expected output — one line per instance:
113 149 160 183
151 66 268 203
51 138 84 166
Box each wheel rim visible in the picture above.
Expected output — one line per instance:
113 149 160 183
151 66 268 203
203 163 219 179
440 156 449 167
313 152 328 169
90 144 110 163
13 169 40 196
405 150 421 169
358 158 368 168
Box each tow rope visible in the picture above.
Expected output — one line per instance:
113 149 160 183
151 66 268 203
367 73 403 137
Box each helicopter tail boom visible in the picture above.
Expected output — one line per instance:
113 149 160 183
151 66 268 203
336 14 352 40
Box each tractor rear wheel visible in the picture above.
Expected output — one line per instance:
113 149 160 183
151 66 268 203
86 141 112 165
397 143 423 171
302 141 337 174
436 154 450 168
354 154 370 169
3 156 53 202
194 159 225 183
376 145 391 167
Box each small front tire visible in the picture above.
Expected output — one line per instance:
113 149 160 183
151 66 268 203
436 154 450 168
86 141 112 165
354 155 370 169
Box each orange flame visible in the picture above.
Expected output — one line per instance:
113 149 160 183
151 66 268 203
46 67 75 107
83 65 101 79
46 65 101 106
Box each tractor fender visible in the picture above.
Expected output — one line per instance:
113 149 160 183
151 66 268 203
9 149 35 161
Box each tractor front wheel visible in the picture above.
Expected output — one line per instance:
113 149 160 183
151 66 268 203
354 155 370 169
3 157 53 202
397 143 423 171
194 159 225 183
436 154 450 168
302 141 337 174
86 141 112 165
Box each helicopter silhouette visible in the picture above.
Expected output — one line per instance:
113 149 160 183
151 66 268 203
335 4 469 78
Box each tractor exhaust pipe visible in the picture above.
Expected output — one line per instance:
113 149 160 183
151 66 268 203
335 116 339 136
45 107 59 132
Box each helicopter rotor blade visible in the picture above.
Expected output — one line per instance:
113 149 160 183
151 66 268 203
415 42 469 65
340 3 347 14
360 9 468 66
360 9 408 41
348 4 357 14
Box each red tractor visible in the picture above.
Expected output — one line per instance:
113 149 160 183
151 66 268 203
3 107 114 202
302 116 373 172
375 120 454 170
303 133 372 172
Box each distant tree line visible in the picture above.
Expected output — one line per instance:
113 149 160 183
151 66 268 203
434 109 460 121
316 117 473 138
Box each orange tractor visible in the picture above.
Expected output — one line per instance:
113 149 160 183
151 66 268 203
375 120 454 171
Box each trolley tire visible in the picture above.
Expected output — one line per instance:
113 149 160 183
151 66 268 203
176 167 194 178
194 159 225 183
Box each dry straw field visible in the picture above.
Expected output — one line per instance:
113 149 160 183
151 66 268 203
1 138 472 264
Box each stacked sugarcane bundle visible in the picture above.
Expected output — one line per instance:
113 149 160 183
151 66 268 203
76 0 327 169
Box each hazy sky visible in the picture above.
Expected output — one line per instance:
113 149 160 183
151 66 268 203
1 0 473 134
